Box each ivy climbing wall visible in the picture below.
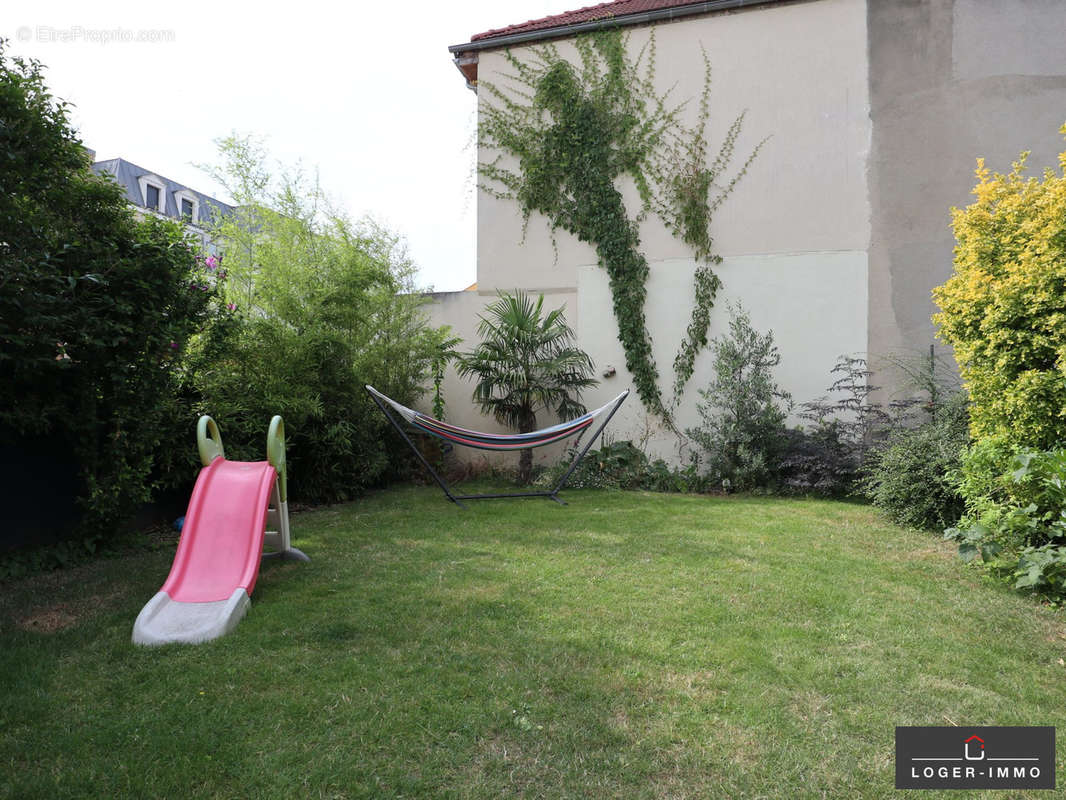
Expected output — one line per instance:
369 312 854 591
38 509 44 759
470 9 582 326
430 0 872 465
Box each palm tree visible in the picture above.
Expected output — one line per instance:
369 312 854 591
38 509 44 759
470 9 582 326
456 291 598 484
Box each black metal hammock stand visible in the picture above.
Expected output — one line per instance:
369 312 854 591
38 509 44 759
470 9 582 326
365 385 629 507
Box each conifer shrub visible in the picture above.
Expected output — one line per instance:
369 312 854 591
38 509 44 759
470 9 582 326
686 305 791 492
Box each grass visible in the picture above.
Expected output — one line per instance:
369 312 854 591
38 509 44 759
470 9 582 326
1 486 1064 798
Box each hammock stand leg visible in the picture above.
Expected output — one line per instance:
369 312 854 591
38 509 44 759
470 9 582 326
367 390 466 508
547 389 628 502
453 488 563 503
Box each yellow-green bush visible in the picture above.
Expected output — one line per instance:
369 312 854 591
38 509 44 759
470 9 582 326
933 125 1066 450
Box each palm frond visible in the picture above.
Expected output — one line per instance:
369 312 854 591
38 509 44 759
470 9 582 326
455 290 598 429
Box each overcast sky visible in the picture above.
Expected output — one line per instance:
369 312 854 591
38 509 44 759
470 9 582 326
6 0 581 291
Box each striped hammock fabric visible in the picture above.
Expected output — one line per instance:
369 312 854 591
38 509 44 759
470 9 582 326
364 385 626 451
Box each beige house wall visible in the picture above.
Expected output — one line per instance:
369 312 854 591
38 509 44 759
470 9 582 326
429 0 1066 472
477 0 871 292
430 0 872 466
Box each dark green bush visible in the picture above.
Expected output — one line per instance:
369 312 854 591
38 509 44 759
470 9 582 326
781 356 902 497
190 312 427 504
0 44 226 544
862 393 970 530
779 424 857 497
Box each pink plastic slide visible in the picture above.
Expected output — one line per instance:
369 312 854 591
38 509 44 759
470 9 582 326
133 415 307 645
165 458 275 600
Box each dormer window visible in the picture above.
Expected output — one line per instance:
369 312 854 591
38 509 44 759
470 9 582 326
138 174 166 213
173 189 200 226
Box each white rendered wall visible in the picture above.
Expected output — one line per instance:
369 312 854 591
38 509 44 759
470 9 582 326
577 252 868 463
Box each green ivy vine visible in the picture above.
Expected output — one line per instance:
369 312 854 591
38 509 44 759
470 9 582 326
478 29 765 421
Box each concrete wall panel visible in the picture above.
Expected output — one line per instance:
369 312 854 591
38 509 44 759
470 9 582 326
867 0 1066 373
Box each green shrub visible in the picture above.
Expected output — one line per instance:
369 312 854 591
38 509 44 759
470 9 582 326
642 457 710 494
192 137 447 503
1011 544 1066 599
190 306 444 504
948 447 1066 603
933 127 1066 450
539 439 710 493
862 393 970 530
687 304 791 492
951 437 1066 537
546 440 651 490
933 126 1066 602
952 435 1022 529
0 44 227 543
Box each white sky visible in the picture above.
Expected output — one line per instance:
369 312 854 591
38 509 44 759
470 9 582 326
5 0 580 292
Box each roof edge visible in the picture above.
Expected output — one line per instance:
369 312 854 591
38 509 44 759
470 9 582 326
448 0 791 54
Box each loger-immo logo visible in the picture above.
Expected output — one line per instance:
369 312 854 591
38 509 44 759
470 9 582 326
896 726 1055 790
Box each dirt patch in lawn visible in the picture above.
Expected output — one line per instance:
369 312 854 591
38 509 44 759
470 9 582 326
15 603 80 633
8 588 123 634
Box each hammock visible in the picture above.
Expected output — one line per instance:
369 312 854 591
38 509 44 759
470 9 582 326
365 385 628 506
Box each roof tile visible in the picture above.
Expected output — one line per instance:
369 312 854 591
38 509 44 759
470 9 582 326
471 0 712 42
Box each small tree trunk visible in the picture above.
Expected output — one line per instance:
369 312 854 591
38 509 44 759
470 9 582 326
518 408 535 485
519 447 533 485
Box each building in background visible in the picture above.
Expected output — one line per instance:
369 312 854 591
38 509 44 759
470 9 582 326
90 156 233 255
429 0 1066 466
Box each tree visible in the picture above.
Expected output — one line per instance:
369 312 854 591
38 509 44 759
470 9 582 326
686 304 791 491
455 291 598 484
0 41 224 543
192 135 450 502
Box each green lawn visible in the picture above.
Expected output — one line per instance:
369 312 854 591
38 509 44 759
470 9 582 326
1 487 1064 798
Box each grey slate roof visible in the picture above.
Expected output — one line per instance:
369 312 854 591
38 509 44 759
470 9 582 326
90 157 234 227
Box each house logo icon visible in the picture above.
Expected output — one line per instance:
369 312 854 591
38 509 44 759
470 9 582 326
963 735 984 761
895 726 1055 789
